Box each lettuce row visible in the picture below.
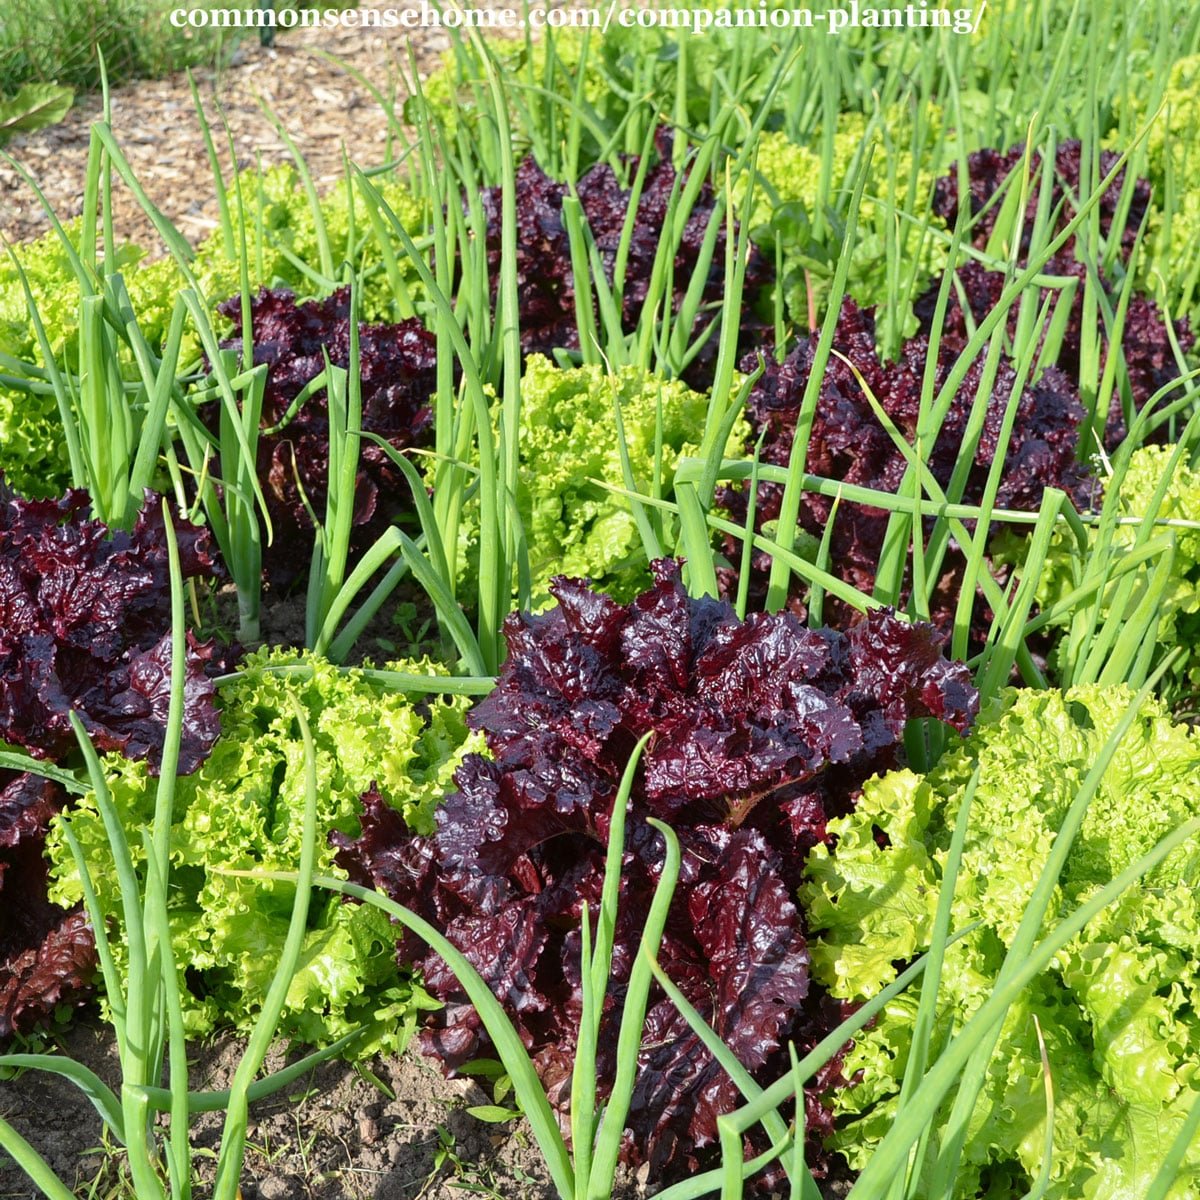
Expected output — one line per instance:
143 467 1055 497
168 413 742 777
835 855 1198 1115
803 685 1200 1199
46 648 481 1050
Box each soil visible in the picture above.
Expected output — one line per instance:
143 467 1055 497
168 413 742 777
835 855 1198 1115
0 1015 560 1199
0 1014 853 1199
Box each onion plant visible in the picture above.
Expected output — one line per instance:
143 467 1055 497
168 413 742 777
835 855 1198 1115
0 504 354 1197
0 79 186 530
334 40 528 675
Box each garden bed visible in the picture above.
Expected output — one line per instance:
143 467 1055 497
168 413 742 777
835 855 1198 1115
2 3 1200 1198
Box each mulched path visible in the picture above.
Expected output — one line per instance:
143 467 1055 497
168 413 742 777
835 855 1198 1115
0 1 472 250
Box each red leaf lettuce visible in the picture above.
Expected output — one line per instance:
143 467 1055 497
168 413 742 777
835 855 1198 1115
480 132 771 387
921 140 1194 446
216 286 438 591
333 561 976 1181
0 483 220 1038
0 772 94 1039
717 299 1095 622
0 484 219 772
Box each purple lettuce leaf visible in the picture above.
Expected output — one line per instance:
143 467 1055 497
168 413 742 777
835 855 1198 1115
479 132 771 388
216 287 438 591
79 632 220 775
0 484 220 773
333 562 976 1181
0 907 96 1040
716 299 1096 624
0 773 60 852
0 774 96 1038
626 825 810 1174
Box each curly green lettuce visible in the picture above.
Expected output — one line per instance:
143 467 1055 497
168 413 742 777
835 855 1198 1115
476 354 746 604
730 117 950 336
190 164 428 322
803 685 1200 1200
46 648 481 1051
1125 54 1200 190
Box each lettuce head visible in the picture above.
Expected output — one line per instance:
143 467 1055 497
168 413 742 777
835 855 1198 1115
47 647 481 1051
803 685 1200 1199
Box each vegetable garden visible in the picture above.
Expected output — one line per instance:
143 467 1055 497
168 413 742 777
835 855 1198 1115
2 1 1200 1195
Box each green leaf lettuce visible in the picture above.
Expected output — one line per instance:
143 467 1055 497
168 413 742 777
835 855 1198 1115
803 685 1200 1199
46 647 481 1051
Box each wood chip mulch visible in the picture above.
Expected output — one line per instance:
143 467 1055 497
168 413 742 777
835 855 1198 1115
0 1 491 251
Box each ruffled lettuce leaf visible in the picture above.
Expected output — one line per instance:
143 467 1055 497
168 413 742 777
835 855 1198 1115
0 771 95 1038
335 562 976 1180
717 298 1095 623
46 648 480 1050
804 684 1200 1199
214 287 438 592
0 485 219 773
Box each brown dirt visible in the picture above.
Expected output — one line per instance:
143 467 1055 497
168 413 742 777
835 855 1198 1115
0 1016 558 1199
0 1010 854 1199
0 1016 855 1199
0 0 477 251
